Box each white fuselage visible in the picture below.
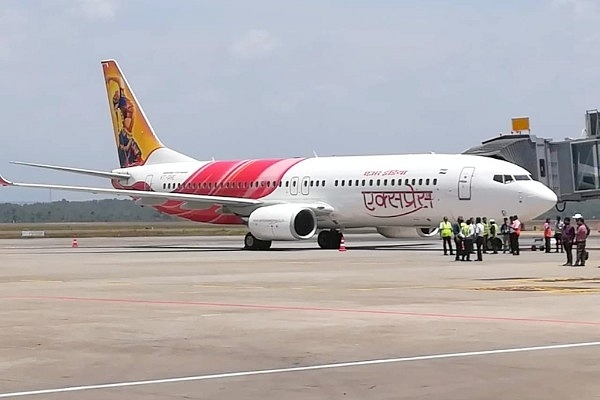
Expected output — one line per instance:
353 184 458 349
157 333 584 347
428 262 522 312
115 150 557 229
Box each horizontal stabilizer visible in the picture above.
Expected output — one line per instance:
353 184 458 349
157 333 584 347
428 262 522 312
10 161 130 180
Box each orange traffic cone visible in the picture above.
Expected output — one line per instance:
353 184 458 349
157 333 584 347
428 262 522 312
338 235 346 252
72 238 78 248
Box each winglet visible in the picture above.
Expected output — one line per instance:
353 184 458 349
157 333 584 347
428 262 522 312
0 174 13 186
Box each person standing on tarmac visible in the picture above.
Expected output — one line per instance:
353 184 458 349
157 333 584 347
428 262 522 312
452 217 463 261
500 217 510 253
561 217 575 266
509 215 521 255
489 218 499 254
554 216 564 253
439 216 454 256
543 218 553 253
462 219 474 262
574 217 588 267
474 217 485 261
482 217 490 254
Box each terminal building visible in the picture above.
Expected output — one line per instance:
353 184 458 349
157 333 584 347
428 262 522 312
463 112 600 212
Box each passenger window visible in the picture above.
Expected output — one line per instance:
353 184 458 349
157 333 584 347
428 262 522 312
376 179 381 186
335 180 339 187
369 179 373 186
292 181 297 187
426 178 430 185
391 179 395 186
433 178 437 185
418 178 423 185
405 179 409 185
304 180 308 186
355 179 359 186
341 180 345 187
315 180 319 187
411 179 416 185
493 175 503 183
362 179 366 186
310 180 314 187
322 180 326 187
285 181 289 187
348 180 352 187
383 179 388 186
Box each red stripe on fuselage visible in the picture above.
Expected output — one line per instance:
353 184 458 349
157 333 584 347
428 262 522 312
150 157 305 224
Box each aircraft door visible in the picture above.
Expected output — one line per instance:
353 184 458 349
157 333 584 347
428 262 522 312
301 176 310 195
458 167 475 200
290 177 299 195
145 175 153 190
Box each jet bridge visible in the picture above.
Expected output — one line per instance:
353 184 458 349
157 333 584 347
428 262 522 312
463 110 600 212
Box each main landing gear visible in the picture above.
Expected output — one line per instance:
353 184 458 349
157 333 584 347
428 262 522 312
317 229 343 249
244 232 272 250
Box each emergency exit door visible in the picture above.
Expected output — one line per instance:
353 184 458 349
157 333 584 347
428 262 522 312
458 167 475 200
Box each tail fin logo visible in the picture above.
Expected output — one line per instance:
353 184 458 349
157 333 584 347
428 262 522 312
102 60 163 168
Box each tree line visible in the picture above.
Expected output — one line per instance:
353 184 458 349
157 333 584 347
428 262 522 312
0 199 176 223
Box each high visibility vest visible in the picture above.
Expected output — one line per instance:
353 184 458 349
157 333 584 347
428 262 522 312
461 223 470 237
440 221 452 237
483 222 490 236
490 223 499 237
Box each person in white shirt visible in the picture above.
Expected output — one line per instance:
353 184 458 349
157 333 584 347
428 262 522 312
475 217 485 261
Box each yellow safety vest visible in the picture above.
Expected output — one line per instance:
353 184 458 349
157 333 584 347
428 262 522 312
490 223 499 237
483 222 490 236
461 223 469 237
440 221 452 237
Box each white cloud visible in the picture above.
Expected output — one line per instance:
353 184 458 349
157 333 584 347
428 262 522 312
68 0 122 19
229 29 279 60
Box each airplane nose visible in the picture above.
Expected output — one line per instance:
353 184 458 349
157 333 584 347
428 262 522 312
525 183 557 217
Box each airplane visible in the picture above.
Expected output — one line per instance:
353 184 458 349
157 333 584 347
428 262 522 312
0 60 558 250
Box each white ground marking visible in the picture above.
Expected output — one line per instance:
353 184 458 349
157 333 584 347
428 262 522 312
1 341 599 398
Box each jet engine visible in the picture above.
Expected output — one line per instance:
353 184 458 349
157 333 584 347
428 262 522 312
376 226 439 238
248 204 317 241
416 227 440 237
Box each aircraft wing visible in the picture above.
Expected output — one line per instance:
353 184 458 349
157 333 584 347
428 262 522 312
0 174 262 208
10 161 130 180
0 174 335 215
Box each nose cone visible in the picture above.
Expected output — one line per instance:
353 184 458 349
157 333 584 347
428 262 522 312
523 182 557 219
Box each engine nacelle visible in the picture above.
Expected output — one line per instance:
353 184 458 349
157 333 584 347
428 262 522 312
376 226 439 238
248 204 317 241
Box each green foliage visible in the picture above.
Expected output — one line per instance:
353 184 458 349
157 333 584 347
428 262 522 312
0 199 176 223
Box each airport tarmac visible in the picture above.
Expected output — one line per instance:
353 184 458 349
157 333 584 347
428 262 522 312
0 234 599 399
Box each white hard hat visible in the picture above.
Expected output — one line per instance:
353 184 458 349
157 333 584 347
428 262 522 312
573 213 583 219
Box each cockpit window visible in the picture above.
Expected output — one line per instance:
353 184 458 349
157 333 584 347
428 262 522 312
514 175 530 181
504 175 514 183
493 174 503 183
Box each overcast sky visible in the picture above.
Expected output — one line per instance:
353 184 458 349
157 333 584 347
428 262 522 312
1 0 600 202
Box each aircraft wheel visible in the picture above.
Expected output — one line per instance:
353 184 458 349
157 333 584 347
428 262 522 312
317 231 330 249
244 232 256 249
244 233 272 250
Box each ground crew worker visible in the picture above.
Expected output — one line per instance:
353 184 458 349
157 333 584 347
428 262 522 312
500 217 510 253
562 217 575 266
462 218 474 262
554 216 564 253
574 217 587 266
489 218 499 254
475 217 485 261
543 218 552 253
439 216 453 256
482 217 490 253
452 217 463 261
